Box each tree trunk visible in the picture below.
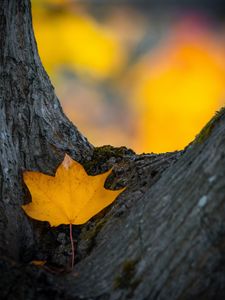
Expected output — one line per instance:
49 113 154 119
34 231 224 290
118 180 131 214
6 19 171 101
0 0 93 261
1 1 225 300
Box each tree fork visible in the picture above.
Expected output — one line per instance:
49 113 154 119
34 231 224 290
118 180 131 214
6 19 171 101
1 1 225 300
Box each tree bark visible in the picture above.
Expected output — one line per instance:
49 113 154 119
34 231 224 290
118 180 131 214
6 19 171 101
0 0 93 260
1 1 225 300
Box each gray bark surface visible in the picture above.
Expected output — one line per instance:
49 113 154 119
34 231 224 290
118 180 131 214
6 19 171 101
1 1 225 300
0 0 93 260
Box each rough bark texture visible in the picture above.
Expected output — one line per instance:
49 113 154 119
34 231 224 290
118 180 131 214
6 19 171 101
0 0 93 261
1 1 225 300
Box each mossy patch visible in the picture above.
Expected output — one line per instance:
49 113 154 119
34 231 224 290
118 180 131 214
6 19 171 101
195 120 215 144
114 259 141 292
80 218 107 241
82 145 134 191
83 145 135 173
195 107 225 144
79 217 109 254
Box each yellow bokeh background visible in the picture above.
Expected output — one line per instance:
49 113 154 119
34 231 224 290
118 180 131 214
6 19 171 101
129 28 225 152
32 0 225 153
33 1 125 78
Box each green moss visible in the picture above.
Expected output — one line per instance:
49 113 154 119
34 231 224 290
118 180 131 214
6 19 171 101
195 107 225 144
113 259 140 291
93 145 135 158
80 218 107 241
79 217 109 254
83 145 135 172
195 120 215 143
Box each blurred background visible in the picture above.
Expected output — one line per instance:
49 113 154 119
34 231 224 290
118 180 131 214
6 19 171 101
32 0 225 153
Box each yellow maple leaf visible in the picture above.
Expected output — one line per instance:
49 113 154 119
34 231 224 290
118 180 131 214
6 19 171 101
22 155 125 269
22 155 124 226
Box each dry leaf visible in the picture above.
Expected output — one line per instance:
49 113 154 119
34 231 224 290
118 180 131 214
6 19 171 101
22 155 125 226
31 260 46 266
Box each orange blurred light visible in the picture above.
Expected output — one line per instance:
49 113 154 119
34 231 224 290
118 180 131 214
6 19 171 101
130 20 225 153
32 2 225 154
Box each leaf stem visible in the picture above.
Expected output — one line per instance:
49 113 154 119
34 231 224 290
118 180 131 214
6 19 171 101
70 223 75 270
